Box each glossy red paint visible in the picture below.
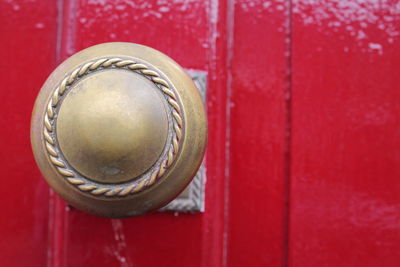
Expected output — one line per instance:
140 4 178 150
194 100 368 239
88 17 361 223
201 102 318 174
2 0 400 267
50 0 291 266
0 1 57 266
290 1 400 266
227 0 289 266
56 0 229 266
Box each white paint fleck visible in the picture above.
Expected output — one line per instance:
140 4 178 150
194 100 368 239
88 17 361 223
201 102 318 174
142 10 162 19
357 30 367 40
159 6 170 12
263 2 271 9
293 0 400 45
369 42 382 49
87 0 107 4
115 4 126 11
35 22 45 29
368 42 383 54
111 220 131 267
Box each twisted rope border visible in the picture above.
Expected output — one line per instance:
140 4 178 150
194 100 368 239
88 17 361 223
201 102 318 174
43 57 184 197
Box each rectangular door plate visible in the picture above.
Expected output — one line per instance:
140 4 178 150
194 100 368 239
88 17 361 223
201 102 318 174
161 70 207 212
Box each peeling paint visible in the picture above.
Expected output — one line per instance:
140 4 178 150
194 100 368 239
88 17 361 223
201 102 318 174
293 0 400 47
110 219 132 267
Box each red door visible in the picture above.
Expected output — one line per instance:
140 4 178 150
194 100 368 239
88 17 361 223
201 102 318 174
1 1 399 267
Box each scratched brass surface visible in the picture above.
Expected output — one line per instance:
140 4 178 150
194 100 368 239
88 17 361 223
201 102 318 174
31 42 207 218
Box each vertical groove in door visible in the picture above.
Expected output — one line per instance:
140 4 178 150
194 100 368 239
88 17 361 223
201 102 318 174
47 192 67 267
282 0 293 267
46 0 64 266
47 0 78 266
222 0 235 266
201 0 232 266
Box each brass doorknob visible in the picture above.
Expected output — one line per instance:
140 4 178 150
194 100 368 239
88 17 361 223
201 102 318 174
31 43 207 218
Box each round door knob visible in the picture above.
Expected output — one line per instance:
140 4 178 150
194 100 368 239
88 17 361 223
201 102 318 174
31 42 207 218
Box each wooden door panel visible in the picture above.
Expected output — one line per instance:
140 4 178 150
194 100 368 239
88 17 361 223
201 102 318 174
0 1 58 266
228 1 289 266
56 1 228 266
51 1 290 267
2 1 399 266
290 1 400 266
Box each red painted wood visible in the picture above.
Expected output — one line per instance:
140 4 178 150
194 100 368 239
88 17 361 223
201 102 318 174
290 1 400 267
55 1 230 266
56 1 291 266
3 1 399 266
0 1 58 266
227 1 289 266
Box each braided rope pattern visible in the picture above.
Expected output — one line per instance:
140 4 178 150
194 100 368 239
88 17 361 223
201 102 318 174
161 164 205 212
43 57 184 197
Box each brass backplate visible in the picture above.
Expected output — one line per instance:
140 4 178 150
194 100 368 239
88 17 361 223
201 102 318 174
162 70 207 212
